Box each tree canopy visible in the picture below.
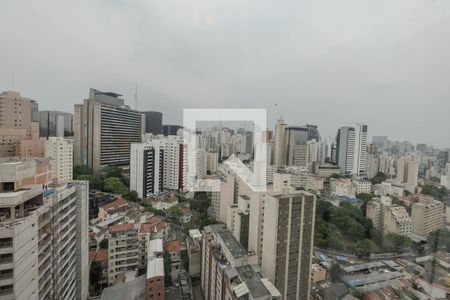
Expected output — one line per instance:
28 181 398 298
74 165 92 178
77 175 103 190
103 177 128 195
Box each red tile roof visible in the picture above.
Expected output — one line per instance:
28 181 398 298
164 240 181 253
110 223 134 233
150 222 167 233
147 215 162 225
180 207 190 215
140 223 151 234
89 249 108 263
93 249 108 262
100 198 128 210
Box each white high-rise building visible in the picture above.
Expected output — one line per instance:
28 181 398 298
44 137 73 184
130 136 187 198
130 143 164 198
337 124 368 176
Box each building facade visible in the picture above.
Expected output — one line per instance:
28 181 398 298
74 88 145 173
144 111 163 135
261 190 316 300
337 124 368 176
44 137 73 184
0 157 89 300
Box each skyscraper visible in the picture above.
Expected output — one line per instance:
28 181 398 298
74 88 145 173
130 143 164 198
337 124 368 176
261 189 316 300
273 118 287 168
284 126 309 167
396 154 419 188
130 136 187 198
144 111 163 135
38 110 73 137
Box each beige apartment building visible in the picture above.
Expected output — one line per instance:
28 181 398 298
108 223 140 285
0 91 43 158
0 157 89 300
201 224 280 300
383 205 412 237
261 189 316 300
412 197 444 236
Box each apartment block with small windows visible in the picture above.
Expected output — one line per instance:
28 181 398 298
108 223 140 285
0 157 89 300
201 224 280 300
44 137 73 185
412 197 444 236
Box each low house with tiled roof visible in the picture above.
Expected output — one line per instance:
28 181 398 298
164 240 182 281
179 207 192 223
149 222 169 240
98 198 129 221
150 192 178 210
147 215 163 227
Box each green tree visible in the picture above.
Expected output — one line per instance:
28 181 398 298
329 263 341 282
77 175 103 190
99 238 108 249
355 239 373 257
99 165 122 179
422 184 448 200
430 177 441 184
370 172 387 184
123 190 138 202
181 249 189 271
163 252 172 286
90 261 102 294
74 165 92 178
103 177 128 195
385 232 411 252
145 206 166 217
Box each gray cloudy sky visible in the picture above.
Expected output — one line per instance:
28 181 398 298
1 0 450 147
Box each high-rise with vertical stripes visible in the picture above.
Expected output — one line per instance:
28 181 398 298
74 88 145 173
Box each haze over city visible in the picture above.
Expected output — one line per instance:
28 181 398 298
1 0 450 147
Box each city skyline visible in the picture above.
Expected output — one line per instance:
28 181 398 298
1 0 450 147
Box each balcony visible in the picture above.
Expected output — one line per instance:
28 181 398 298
0 272 13 286
0 242 12 256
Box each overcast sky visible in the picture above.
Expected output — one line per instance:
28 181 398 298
1 0 449 147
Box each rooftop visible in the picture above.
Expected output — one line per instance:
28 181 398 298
147 257 164 279
218 230 247 259
164 240 181 253
100 274 146 300
148 239 163 256
235 265 276 298
100 198 128 210
110 223 135 233
91 249 108 263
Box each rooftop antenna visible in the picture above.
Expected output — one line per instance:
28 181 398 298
11 75 15 91
134 84 138 110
